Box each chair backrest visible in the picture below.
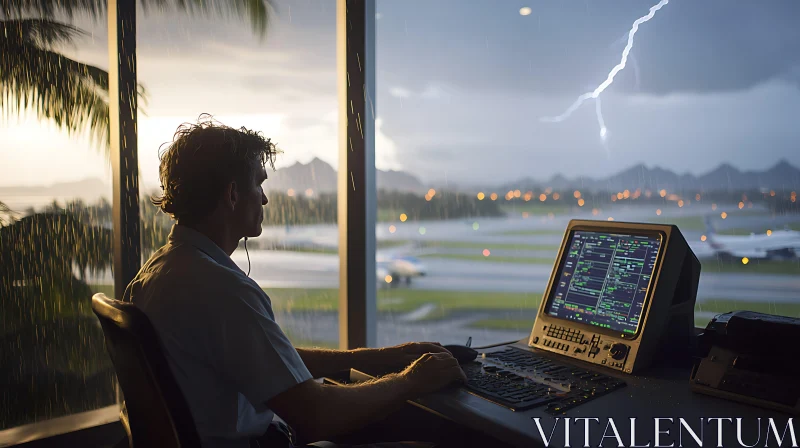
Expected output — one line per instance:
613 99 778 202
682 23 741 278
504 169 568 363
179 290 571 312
92 293 201 447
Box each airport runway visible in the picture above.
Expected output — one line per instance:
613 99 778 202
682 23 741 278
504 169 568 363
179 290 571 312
77 202 800 346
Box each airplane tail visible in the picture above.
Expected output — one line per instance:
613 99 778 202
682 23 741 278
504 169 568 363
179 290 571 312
703 215 716 235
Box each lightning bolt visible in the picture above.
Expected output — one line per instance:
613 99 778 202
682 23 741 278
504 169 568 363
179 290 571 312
541 0 669 141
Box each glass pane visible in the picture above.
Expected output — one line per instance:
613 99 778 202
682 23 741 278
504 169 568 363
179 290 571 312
374 0 800 347
0 13 116 429
137 1 337 348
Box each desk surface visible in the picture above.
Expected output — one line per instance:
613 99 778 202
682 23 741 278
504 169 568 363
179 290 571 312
356 340 795 448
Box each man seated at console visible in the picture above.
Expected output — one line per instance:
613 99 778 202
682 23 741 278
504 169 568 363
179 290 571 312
125 115 467 448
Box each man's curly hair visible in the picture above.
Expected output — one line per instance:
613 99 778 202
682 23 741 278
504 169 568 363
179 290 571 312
151 114 279 222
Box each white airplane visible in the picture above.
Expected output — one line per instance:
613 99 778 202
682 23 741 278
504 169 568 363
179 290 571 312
376 255 427 287
703 216 800 260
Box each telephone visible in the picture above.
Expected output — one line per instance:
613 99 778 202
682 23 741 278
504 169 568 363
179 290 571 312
690 311 800 414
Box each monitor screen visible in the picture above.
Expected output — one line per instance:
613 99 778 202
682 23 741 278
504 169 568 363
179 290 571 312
545 230 662 335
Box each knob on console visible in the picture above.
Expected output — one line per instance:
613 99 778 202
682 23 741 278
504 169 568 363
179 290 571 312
609 343 628 360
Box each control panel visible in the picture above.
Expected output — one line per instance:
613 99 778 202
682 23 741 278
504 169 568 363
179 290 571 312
530 323 632 371
526 222 700 375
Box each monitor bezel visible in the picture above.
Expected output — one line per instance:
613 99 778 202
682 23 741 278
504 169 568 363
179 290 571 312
539 224 667 340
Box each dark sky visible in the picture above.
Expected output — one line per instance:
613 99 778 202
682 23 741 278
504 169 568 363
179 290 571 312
3 0 800 187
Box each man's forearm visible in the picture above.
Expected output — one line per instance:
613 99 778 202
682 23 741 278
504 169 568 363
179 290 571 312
296 347 385 378
297 373 416 443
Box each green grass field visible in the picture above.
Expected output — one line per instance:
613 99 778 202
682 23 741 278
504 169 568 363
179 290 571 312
418 253 555 264
420 241 559 251
266 288 543 319
469 298 800 331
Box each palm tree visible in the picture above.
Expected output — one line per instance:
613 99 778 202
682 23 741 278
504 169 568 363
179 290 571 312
0 0 274 428
1 0 273 148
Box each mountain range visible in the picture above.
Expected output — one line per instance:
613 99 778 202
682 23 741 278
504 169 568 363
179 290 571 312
491 160 800 193
3 160 798 208
263 157 425 194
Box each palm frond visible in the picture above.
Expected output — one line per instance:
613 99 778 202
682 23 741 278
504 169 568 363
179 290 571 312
0 201 18 226
0 44 110 147
1 18 85 49
1 0 275 38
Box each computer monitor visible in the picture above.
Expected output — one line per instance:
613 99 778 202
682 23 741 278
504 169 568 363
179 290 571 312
529 220 700 374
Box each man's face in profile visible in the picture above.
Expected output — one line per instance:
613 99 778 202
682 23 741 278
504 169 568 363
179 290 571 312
234 165 268 238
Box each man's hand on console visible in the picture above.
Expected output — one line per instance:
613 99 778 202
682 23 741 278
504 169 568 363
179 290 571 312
375 341 453 372
400 352 468 396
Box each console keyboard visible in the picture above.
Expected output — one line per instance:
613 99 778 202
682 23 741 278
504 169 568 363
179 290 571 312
464 347 626 414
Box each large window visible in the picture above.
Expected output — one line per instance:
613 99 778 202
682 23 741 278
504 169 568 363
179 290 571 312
0 11 116 430
372 0 800 347
136 0 338 348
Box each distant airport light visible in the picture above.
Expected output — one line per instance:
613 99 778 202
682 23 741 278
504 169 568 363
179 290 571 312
425 194 432 201
389 225 396 234
741 257 749 265
523 192 533 201
305 188 314 197
656 209 662 216
711 203 718 211
539 194 547 202
514 189 521 198
400 213 408 222
720 212 728 219
770 190 776 197
490 193 498 201
287 188 295 197
385 275 393 283
738 201 744 209
678 200 684 208
700 235 707 242
553 193 561 200
623 190 630 199
483 249 491 257
607 217 614 221
695 194 701 201
477 192 485 200
522 212 530 218
767 229 772 236
418 227 426 235
574 190 581 199
659 189 667 198
616 192 624 200
505 192 514 201
428 188 436 197
519 6 532 16
578 199 585 207
611 195 617 202
592 208 600 216
472 222 480 230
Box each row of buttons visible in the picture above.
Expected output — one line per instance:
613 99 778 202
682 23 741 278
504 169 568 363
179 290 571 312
601 359 625 368
543 339 569 351
545 325 584 343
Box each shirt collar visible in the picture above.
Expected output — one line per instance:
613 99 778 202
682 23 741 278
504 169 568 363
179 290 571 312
168 224 243 273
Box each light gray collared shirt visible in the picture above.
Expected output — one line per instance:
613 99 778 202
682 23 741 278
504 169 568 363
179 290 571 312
125 224 312 448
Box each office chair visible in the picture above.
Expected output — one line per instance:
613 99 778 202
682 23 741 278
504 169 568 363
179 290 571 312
92 293 340 448
92 293 201 447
